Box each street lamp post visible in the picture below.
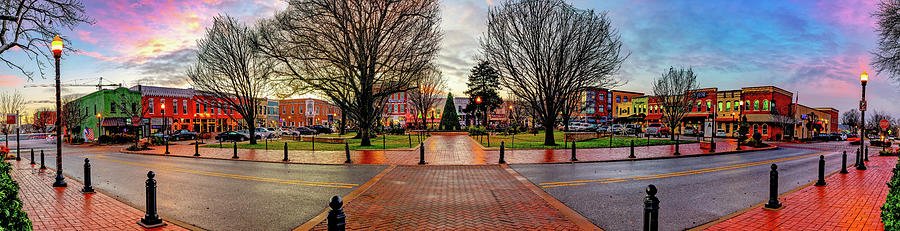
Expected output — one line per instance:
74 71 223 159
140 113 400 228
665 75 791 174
161 104 169 154
51 35 67 187
737 101 744 150
858 72 868 170
96 113 102 142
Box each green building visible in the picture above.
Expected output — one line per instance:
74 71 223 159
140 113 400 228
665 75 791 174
71 87 142 142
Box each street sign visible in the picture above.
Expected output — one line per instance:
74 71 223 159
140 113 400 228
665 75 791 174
860 100 867 111
6 115 15 124
881 119 890 130
132 116 140 125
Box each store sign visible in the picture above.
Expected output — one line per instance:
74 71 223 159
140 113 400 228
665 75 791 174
860 100 867 111
5 115 15 124
692 92 708 99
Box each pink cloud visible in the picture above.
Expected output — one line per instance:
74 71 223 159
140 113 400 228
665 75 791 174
0 75 25 87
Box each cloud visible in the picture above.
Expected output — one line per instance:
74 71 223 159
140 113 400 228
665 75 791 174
124 48 197 87
0 75 25 88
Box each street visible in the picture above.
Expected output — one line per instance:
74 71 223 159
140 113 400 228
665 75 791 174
15 140 387 230
512 143 856 231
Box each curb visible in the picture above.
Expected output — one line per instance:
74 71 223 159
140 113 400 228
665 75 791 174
518 145 779 166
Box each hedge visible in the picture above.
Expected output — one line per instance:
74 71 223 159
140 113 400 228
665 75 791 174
882 159 900 230
0 162 32 230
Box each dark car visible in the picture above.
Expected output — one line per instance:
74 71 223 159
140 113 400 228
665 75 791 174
150 133 170 140
215 131 247 142
295 127 317 135
169 130 198 141
310 125 333 134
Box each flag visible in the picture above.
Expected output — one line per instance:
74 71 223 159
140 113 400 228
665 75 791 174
85 128 95 141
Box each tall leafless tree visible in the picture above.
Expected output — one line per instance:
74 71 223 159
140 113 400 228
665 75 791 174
60 95 87 141
31 107 53 131
187 15 273 145
482 0 627 145
256 0 442 146
0 90 24 134
651 67 700 141
408 66 445 130
873 0 900 81
842 109 861 133
559 89 587 132
0 0 92 80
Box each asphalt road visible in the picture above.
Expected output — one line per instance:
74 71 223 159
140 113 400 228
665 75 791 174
15 139 387 231
512 143 859 231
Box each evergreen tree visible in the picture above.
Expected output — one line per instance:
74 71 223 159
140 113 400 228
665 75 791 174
464 61 503 126
439 93 461 130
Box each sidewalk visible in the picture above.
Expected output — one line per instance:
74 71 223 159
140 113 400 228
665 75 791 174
123 136 770 165
307 165 590 230
7 159 187 230
705 154 897 230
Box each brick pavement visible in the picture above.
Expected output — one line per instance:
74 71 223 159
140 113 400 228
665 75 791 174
705 154 897 230
125 135 769 165
309 165 585 230
6 159 187 231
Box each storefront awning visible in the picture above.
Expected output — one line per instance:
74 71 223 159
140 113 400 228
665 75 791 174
645 115 662 120
101 118 133 127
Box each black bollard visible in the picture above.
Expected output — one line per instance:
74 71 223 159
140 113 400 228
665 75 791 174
570 141 578 162
815 155 826 186
30 149 35 165
857 147 867 170
82 158 95 193
265 137 268 150
629 139 636 158
232 141 238 159
840 151 848 174
865 147 869 162
674 140 681 156
40 150 46 170
15 148 20 161
283 142 289 162
408 133 412 148
138 171 166 228
344 142 352 164
418 142 427 165
643 184 659 231
327 196 346 231
764 164 782 209
854 148 860 167
194 139 200 157
164 138 170 154
499 141 506 164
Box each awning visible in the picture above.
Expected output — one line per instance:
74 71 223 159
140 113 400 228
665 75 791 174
645 115 662 120
684 114 711 118
101 118 133 127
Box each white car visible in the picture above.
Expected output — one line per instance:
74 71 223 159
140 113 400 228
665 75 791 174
609 124 623 133
266 127 281 138
715 129 726 137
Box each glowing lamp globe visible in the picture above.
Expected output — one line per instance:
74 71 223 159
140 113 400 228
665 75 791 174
861 71 868 83
475 96 482 104
51 35 63 57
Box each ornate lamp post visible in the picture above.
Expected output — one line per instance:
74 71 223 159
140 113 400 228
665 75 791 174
51 35 67 187
161 103 169 154
96 113 102 141
858 71 868 170
429 107 435 130
737 101 744 150
475 96 483 127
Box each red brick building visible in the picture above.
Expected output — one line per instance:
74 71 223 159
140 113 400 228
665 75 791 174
577 87 611 123
131 85 245 134
278 98 341 127
32 110 56 132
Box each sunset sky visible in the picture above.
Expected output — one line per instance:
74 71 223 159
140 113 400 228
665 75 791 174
0 0 893 117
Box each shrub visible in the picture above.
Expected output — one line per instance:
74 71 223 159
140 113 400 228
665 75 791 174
70 137 85 144
0 162 33 230
882 160 900 230
97 135 112 144
150 136 166 145
468 126 488 136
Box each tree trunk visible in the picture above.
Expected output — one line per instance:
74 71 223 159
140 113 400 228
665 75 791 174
543 120 556 146
360 125 371 146
339 112 346 135
248 118 257 145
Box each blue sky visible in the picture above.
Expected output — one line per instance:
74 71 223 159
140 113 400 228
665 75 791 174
0 0 892 117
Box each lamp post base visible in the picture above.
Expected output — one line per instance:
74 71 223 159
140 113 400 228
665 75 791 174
52 174 67 187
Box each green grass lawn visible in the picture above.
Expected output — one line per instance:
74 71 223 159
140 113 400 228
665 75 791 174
471 131 695 149
202 132 428 151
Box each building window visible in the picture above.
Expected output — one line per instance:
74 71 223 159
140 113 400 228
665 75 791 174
725 101 731 112
195 101 200 113
111 102 117 114
753 124 759 134
624 96 629 102
762 124 768 135
696 101 702 112
173 99 178 115
707 100 712 111
183 100 188 114
132 103 137 113
150 98 155 114
753 100 759 111
718 102 723 112
733 101 739 111
745 101 751 110
763 100 769 111
616 96 621 103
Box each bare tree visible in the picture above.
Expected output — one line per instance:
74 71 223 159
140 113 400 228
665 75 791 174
256 0 442 146
651 67 700 141
842 109 861 133
112 89 148 149
873 0 900 81
482 0 627 145
408 66 446 130
60 95 87 142
559 89 587 132
31 107 53 131
0 0 93 80
770 101 796 140
0 90 24 135
187 15 272 145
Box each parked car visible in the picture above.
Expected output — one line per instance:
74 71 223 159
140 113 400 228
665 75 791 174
831 133 847 141
280 127 298 136
150 132 170 140
715 129 726 137
646 124 666 137
683 126 697 136
624 124 640 134
169 130 198 141
596 126 609 133
215 131 247 142
253 127 274 139
609 124 624 133
566 122 592 132
266 127 281 137
295 127 317 135
310 125 333 134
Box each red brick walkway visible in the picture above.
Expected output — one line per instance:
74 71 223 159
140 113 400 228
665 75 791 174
7 159 186 230
706 154 897 230
125 136 768 165
310 165 586 230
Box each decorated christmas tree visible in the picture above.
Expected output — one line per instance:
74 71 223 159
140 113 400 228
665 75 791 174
439 93 461 130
